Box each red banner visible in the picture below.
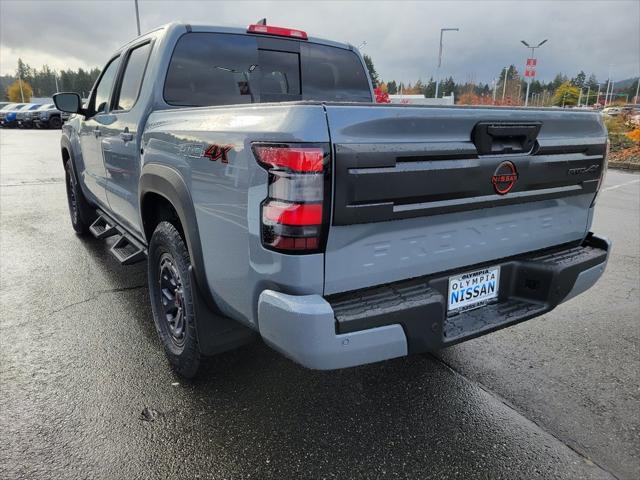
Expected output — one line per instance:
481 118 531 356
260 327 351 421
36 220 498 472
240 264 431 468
525 58 537 78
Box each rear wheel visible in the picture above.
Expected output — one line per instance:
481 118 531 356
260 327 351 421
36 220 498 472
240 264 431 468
148 221 201 378
64 159 93 235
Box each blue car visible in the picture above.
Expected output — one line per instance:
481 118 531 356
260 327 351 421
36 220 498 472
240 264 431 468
0 103 26 127
2 103 41 128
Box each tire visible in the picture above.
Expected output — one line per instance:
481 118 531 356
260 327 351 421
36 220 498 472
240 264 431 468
64 158 94 235
49 116 62 129
148 221 201 378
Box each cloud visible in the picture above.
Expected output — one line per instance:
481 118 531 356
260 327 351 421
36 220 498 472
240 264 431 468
1 0 638 84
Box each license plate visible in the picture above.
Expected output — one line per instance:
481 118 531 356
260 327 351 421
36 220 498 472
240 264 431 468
448 266 500 314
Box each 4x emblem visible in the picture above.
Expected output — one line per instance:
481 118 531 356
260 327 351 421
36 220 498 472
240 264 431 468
203 144 232 164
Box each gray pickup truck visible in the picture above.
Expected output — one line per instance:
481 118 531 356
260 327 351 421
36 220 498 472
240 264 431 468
54 22 611 378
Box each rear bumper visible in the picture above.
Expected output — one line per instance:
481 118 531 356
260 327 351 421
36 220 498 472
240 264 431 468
258 233 610 370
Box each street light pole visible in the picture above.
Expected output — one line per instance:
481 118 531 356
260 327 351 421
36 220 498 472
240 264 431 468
501 66 508 102
17 62 25 103
521 39 548 107
609 80 615 105
434 27 459 98
134 0 141 36
585 85 590 107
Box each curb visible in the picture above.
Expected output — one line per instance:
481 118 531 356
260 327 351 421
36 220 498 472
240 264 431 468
608 161 640 171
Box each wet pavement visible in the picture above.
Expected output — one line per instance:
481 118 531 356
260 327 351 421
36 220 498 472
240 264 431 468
1 129 638 479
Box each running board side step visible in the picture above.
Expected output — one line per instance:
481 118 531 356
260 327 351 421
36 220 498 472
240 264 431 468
92 210 147 265
89 215 118 239
110 234 146 265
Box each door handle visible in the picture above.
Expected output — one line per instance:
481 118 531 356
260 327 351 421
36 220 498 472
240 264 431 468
119 132 134 142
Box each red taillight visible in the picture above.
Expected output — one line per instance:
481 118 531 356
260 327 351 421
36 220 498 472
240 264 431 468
247 24 308 40
253 146 324 172
254 143 330 253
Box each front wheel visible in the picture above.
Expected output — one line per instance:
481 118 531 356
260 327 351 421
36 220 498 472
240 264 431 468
49 116 62 129
148 221 201 378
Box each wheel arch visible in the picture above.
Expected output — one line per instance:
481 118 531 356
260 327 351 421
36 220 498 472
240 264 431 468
61 135 81 186
139 163 213 308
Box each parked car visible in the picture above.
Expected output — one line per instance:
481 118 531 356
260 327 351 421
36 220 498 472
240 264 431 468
0 102 10 110
54 22 611 378
0 103 27 126
32 104 70 129
16 103 48 128
4 103 41 128
602 107 622 116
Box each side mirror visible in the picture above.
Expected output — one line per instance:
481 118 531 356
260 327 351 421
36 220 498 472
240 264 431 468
53 92 85 115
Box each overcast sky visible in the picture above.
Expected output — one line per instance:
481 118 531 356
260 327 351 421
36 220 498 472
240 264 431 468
1 0 638 85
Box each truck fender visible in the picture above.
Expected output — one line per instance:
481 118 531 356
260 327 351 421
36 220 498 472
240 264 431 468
138 163 256 354
139 163 207 300
60 134 90 200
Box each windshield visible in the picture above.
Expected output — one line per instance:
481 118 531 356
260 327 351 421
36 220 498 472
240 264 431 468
164 32 372 106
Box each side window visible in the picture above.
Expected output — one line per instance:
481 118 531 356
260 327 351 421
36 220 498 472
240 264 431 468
115 43 152 111
164 33 258 107
301 44 372 102
92 56 120 115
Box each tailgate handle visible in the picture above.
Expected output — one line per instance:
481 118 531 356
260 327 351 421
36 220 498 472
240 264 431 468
472 122 542 155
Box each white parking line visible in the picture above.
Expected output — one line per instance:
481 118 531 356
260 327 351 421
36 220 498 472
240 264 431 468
603 178 640 192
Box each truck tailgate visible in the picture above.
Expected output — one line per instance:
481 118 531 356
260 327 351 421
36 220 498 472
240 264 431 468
323 104 607 295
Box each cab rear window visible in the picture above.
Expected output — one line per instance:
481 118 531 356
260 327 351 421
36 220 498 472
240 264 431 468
163 32 371 106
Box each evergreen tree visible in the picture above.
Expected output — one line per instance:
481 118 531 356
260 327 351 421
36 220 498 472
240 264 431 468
387 80 398 94
424 77 436 98
586 74 599 90
362 54 380 88
572 71 586 88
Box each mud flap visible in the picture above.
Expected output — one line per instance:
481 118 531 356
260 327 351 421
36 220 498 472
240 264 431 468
188 266 256 356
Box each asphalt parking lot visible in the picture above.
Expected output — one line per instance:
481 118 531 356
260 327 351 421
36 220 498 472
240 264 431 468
1 129 638 480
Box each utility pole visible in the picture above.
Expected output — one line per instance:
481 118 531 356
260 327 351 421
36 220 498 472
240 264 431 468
578 88 582 107
635 77 640 103
492 78 497 103
595 83 601 106
54 71 59 93
521 39 548 107
434 27 459 98
134 0 141 36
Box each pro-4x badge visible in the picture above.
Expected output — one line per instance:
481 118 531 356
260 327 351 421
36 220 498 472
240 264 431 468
203 144 232 163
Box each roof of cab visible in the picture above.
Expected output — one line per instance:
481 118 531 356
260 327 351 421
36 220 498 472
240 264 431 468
119 21 355 52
